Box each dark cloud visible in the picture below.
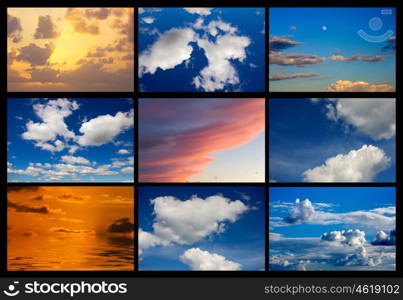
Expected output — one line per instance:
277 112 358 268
269 72 319 81
371 229 396 246
8 14 23 42
84 8 112 20
16 43 54 66
65 8 99 35
29 195 43 201
34 15 60 39
108 217 134 233
269 36 302 51
382 36 396 51
270 51 325 66
8 186 41 192
8 200 50 214
50 227 94 234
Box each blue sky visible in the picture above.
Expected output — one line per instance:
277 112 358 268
269 187 396 271
139 186 265 270
139 7 265 92
8 98 134 182
269 8 396 91
269 98 396 183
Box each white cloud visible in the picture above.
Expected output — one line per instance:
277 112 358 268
321 229 366 247
183 8 213 16
139 28 195 76
139 195 248 254
121 166 134 173
117 149 130 154
142 17 155 24
324 80 394 92
323 98 395 140
180 248 241 270
77 109 134 146
371 229 396 245
22 98 78 143
284 199 315 224
302 145 390 182
193 33 250 91
61 155 90 165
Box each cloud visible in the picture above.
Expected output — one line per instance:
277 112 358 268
139 194 248 254
269 72 319 81
183 8 213 16
142 17 155 24
322 98 395 140
324 80 394 92
269 36 302 51
139 28 195 76
61 155 91 165
65 8 100 35
382 36 396 51
50 227 95 234
302 145 390 182
269 51 325 66
16 43 54 66
77 109 134 146
34 15 60 39
22 98 78 150
84 8 112 20
108 217 134 233
139 99 264 182
284 199 315 224
329 54 386 63
8 200 52 214
117 149 130 154
180 248 241 270
8 14 23 42
56 193 87 203
321 229 366 247
193 31 250 91
371 230 396 246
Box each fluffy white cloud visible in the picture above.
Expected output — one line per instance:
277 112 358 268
302 145 390 182
193 33 250 91
77 109 134 146
139 28 195 76
183 8 213 16
139 195 248 254
321 229 366 247
371 229 396 245
61 155 90 165
323 98 395 140
142 17 154 24
284 199 315 224
324 80 394 92
180 248 241 270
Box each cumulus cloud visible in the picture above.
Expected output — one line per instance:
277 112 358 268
65 8 100 35
22 98 78 151
193 32 250 91
139 28 195 76
180 248 241 270
16 43 54 66
77 109 134 146
61 155 91 165
108 217 134 233
321 229 366 247
139 195 248 254
8 13 23 42
269 72 319 81
322 98 395 140
324 80 394 92
371 229 396 246
34 15 59 39
183 8 213 16
302 145 390 182
117 149 130 154
284 199 315 224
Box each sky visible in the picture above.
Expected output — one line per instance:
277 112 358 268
269 8 396 92
139 186 265 271
7 8 134 91
139 98 265 182
139 7 265 92
269 98 396 183
8 186 134 271
269 187 396 271
8 98 134 182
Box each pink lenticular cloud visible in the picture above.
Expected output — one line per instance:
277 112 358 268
139 98 265 182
